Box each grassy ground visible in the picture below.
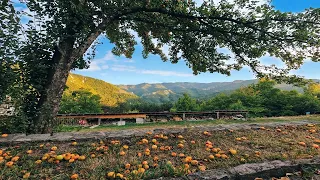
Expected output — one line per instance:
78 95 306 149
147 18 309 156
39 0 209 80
1 123 320 179
54 115 320 133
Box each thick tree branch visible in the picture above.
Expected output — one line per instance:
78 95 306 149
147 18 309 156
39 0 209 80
118 17 242 37
122 7 320 26
71 6 154 59
119 8 311 43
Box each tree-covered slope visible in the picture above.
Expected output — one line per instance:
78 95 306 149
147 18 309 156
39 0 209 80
118 80 320 104
65 74 319 106
118 80 258 102
65 74 137 107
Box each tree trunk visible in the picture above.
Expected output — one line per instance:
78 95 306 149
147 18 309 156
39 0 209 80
31 52 74 134
28 30 102 134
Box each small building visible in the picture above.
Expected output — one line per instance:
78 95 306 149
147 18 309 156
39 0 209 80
0 96 15 116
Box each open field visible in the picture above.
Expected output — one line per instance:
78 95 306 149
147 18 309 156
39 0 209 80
54 115 320 133
1 122 320 179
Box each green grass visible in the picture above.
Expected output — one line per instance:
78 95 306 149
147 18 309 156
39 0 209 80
54 115 320 133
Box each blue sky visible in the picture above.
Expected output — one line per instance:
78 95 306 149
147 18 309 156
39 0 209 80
19 0 320 85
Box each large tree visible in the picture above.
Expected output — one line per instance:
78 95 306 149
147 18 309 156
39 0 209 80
173 93 199 111
1 0 320 133
305 83 320 99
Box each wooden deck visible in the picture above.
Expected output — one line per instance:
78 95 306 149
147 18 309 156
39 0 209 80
57 113 147 119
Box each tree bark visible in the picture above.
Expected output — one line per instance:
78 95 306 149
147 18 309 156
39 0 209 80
31 46 74 134
29 30 103 134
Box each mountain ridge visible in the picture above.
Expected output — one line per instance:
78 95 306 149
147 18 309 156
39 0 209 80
117 80 313 103
68 73 319 105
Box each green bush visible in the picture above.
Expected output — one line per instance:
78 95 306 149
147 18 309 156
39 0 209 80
0 116 26 134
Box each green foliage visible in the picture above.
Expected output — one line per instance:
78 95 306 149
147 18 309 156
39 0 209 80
201 80 320 117
106 80 320 117
173 93 200 111
305 83 320 99
0 1 20 102
201 93 233 111
117 81 258 104
0 115 27 134
59 90 103 114
169 107 177 113
105 98 173 113
65 74 137 107
229 100 246 110
117 80 314 104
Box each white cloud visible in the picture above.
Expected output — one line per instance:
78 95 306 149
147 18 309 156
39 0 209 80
95 51 117 62
78 51 138 71
162 44 170 57
110 65 193 77
81 62 109 72
215 48 290 73
82 61 101 71
125 59 134 63
95 50 135 63
141 70 193 77
101 65 109 69
260 56 286 68
128 29 141 43
79 51 116 71
111 65 136 72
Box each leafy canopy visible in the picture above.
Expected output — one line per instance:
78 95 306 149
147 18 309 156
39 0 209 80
0 1 20 102
3 0 320 83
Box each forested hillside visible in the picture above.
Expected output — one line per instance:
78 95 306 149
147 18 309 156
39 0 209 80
65 74 137 107
66 74 319 106
61 74 320 117
115 80 320 117
118 80 313 103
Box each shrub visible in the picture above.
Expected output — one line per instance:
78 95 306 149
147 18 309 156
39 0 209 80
0 116 26 134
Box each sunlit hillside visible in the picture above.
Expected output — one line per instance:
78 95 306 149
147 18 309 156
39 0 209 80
65 74 137 107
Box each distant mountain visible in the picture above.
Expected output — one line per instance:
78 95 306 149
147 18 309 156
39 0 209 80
65 74 137 106
65 74 319 105
118 80 255 103
118 80 312 103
